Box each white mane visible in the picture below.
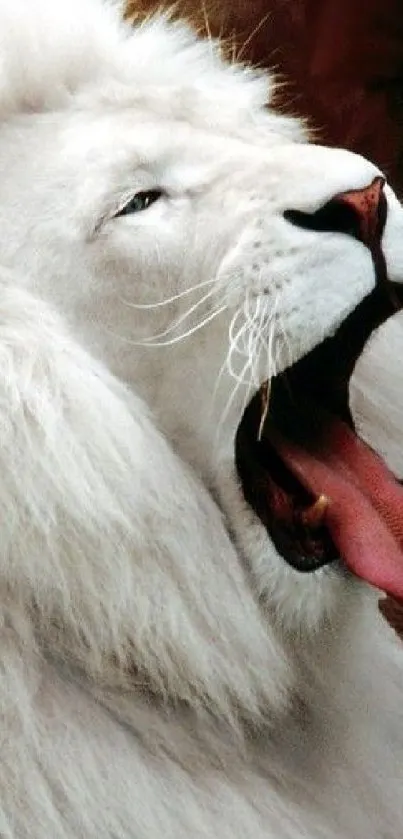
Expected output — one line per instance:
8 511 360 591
0 1 402 837
0 0 303 138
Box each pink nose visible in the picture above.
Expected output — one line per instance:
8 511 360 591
335 176 386 251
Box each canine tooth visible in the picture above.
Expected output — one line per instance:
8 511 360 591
301 495 329 529
257 380 270 442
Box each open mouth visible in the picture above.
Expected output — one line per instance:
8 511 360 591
236 200 403 600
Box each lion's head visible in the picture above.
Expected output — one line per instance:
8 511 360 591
1 0 403 666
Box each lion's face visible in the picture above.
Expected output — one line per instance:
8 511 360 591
1 2 403 630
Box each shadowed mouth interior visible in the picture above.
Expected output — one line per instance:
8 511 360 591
235 277 403 598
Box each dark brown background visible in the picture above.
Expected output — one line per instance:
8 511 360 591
127 0 403 195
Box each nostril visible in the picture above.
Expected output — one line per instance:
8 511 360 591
284 176 387 251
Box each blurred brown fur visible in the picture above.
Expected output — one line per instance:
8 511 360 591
127 0 403 194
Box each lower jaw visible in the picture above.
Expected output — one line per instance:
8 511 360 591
235 391 337 574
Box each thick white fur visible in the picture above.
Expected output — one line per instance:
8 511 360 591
0 1 403 836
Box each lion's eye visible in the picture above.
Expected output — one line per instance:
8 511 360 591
115 189 163 218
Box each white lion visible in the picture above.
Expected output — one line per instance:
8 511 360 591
1 0 403 836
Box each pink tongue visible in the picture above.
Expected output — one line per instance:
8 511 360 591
274 422 403 599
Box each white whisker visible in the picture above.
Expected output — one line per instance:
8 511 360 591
214 356 253 449
249 296 266 387
138 304 227 348
211 304 252 427
136 286 218 343
228 307 246 351
211 289 283 451
227 310 255 381
119 278 215 310
264 298 278 380
281 318 294 371
210 308 250 416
